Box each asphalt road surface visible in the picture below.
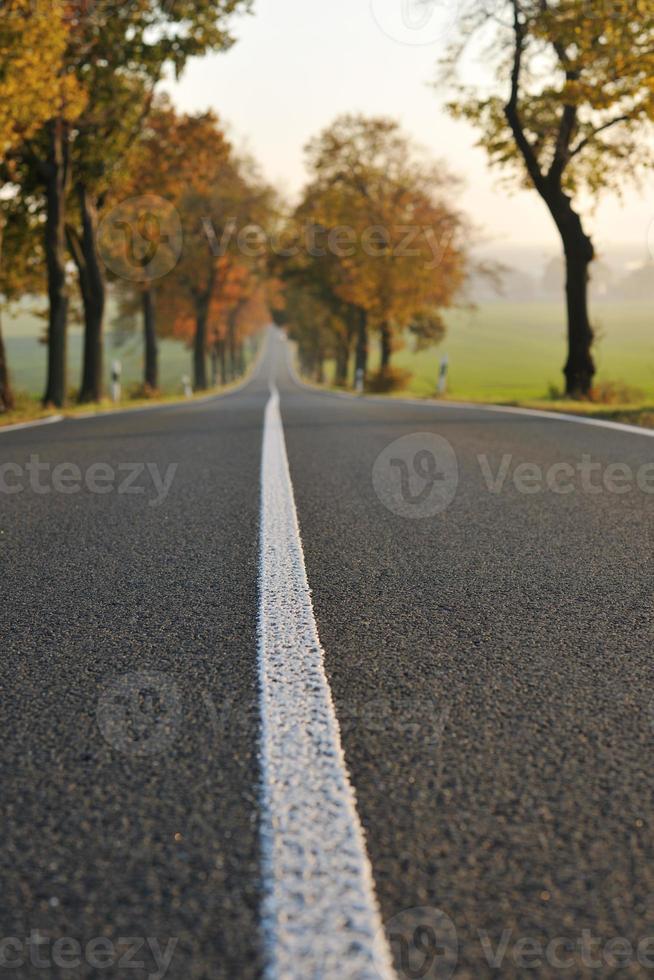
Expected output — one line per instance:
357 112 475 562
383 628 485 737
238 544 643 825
2 326 654 979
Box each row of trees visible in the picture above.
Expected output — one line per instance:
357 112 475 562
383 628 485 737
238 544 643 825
0 12 473 405
101 98 275 394
0 4 468 405
0 0 258 411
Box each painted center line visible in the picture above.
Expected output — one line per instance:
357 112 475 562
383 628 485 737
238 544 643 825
257 384 395 980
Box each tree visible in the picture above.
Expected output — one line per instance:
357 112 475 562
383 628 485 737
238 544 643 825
111 100 234 391
444 1 654 396
209 268 273 384
280 278 349 384
0 0 81 411
108 99 183 393
12 0 251 407
295 115 468 385
67 66 149 402
155 139 273 391
273 220 357 386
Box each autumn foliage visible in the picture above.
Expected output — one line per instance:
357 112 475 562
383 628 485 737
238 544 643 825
278 115 469 388
0 0 253 408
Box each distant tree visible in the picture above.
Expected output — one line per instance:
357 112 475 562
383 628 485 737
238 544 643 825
218 263 258 381
212 272 273 384
281 277 349 384
444 0 654 396
298 115 468 386
108 100 235 392
407 309 446 352
151 131 273 390
274 231 356 386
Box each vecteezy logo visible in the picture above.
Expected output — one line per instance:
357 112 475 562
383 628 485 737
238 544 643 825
370 0 460 46
97 195 182 283
380 907 458 979
372 432 458 517
97 672 183 756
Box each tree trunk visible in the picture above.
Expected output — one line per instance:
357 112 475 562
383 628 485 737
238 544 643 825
545 195 595 398
380 321 392 372
193 299 208 391
561 228 595 397
218 337 226 385
353 307 368 387
43 120 70 408
334 317 353 386
0 311 14 413
0 223 14 412
71 184 105 403
335 341 349 386
227 314 237 380
210 345 218 386
142 287 158 391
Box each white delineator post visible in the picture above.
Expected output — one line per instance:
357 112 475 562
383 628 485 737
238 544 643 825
111 360 122 403
438 354 449 395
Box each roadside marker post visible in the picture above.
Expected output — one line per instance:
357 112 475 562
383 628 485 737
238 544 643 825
182 375 193 398
355 368 364 394
438 354 449 395
111 360 122 403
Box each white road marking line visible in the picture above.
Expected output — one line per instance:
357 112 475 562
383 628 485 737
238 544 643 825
416 400 654 438
258 383 395 980
0 414 63 435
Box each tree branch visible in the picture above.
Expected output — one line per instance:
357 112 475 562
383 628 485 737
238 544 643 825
547 97 577 187
504 0 547 196
569 114 632 159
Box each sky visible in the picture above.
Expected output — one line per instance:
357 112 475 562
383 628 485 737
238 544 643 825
162 0 654 262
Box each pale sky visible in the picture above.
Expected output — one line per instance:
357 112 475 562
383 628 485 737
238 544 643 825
162 0 654 258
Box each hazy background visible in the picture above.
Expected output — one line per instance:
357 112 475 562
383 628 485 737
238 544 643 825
162 0 654 268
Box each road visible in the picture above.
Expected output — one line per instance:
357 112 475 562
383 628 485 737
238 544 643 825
2 326 654 979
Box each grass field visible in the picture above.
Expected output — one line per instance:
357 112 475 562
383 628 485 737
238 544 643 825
0 302 262 428
3 303 197 400
381 301 654 402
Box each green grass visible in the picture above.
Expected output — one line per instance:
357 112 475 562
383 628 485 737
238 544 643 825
2 303 200 399
305 300 654 428
0 303 261 426
383 301 654 402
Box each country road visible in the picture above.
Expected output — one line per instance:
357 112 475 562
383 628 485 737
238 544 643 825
2 325 654 979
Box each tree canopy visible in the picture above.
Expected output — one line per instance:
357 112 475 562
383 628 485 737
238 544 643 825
280 115 468 387
443 0 654 395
